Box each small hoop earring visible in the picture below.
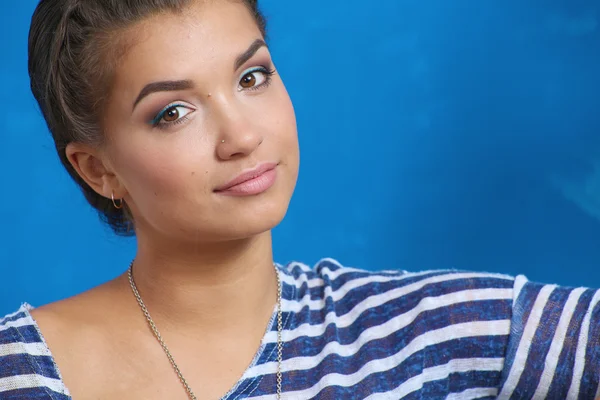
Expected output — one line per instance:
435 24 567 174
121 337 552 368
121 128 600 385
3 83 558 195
111 191 123 209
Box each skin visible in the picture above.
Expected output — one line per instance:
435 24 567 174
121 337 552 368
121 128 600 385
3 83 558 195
30 1 299 398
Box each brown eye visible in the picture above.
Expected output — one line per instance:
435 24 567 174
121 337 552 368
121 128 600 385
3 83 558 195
238 67 273 91
163 107 180 122
240 73 257 88
152 104 194 128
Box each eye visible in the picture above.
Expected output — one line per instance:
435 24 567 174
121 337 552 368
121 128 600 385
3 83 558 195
151 104 194 127
238 66 275 91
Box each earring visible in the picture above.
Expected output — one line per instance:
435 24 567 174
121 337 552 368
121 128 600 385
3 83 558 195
221 139 225 143
111 191 123 209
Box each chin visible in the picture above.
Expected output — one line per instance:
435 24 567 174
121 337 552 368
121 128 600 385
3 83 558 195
223 198 290 239
170 195 291 243
211 172 297 240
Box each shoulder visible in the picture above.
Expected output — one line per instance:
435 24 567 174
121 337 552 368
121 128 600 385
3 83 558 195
29 273 132 343
2 278 138 398
277 259 522 393
285 257 518 306
0 304 71 398
28 277 132 367
282 257 520 336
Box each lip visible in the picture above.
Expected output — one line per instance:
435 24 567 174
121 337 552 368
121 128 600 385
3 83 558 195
214 162 278 194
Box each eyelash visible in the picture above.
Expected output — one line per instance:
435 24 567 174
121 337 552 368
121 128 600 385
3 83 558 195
150 65 276 129
151 104 192 129
240 66 277 92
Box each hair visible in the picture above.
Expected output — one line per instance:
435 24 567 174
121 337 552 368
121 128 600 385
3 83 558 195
28 0 267 236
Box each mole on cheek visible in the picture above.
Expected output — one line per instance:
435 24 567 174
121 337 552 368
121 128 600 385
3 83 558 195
191 171 196 176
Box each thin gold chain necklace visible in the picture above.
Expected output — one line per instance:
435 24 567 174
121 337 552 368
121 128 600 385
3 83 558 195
127 260 284 400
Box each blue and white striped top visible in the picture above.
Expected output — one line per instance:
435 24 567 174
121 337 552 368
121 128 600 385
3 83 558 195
1 258 600 399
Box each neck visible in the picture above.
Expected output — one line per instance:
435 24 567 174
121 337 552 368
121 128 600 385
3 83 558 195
125 231 278 336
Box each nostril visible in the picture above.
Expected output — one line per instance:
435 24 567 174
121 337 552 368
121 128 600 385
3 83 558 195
229 151 245 159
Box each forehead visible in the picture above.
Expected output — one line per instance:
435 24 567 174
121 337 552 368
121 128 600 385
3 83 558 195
111 1 263 94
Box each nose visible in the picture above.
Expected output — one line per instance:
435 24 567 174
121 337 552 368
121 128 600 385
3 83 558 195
213 96 263 161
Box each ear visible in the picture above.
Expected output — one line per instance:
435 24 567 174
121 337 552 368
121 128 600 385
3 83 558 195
65 142 126 199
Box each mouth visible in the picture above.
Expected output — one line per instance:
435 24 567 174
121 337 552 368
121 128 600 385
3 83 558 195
214 162 278 196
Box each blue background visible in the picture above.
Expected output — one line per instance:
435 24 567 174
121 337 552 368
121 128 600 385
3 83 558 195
1 0 599 315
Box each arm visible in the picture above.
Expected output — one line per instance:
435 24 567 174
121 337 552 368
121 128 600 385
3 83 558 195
497 275 600 399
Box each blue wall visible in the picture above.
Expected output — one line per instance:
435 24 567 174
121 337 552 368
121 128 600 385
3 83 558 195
1 0 599 315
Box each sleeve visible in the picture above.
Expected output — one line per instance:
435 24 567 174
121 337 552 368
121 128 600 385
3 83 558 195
496 275 600 399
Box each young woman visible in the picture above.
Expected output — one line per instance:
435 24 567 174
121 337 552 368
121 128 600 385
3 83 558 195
1 0 599 399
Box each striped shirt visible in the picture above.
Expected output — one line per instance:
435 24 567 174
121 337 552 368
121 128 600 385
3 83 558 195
1 258 600 399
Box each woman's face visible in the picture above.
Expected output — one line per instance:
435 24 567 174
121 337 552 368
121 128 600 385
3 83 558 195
100 0 299 242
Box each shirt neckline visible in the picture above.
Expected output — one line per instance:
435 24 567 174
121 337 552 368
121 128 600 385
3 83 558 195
20 262 297 400
21 302 72 398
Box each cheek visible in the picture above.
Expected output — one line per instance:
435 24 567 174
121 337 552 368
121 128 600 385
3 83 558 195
269 84 298 144
279 103 300 164
113 138 213 202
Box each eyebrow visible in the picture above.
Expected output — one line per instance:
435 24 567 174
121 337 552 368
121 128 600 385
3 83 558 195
132 39 268 110
133 80 194 110
234 38 268 70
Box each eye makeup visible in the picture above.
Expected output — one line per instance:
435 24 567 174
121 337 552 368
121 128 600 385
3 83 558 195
238 65 277 92
149 103 195 129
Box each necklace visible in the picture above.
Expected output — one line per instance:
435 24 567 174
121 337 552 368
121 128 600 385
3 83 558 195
127 260 284 400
